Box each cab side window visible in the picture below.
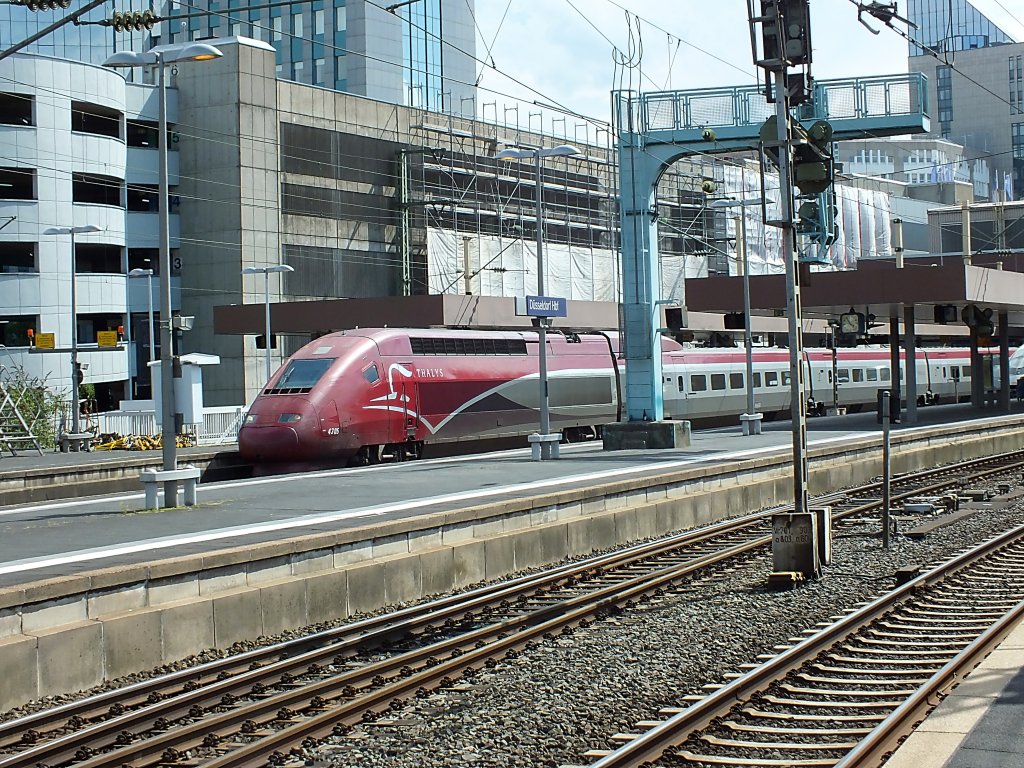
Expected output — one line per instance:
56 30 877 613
362 363 380 384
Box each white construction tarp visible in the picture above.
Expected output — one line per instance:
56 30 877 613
428 170 893 303
428 230 619 301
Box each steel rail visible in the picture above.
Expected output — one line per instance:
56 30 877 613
834 598 1024 768
588 521 1024 768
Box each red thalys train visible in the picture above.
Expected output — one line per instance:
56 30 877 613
238 327 987 464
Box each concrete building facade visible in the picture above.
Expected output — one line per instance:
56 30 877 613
0 52 185 411
3 0 477 113
906 0 1023 200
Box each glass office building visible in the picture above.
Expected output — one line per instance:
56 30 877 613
0 0 476 112
906 0 1014 57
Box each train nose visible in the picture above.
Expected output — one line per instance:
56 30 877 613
238 424 301 461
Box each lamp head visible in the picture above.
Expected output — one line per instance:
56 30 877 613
174 43 223 62
543 144 581 157
129 268 154 277
103 50 151 68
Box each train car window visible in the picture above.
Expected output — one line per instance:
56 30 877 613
753 372 762 388
268 357 336 393
881 368 890 381
550 376 613 406
837 369 850 383
710 373 726 390
853 369 864 382
950 365 959 380
867 369 878 381
828 371 833 383
729 372 744 389
781 371 790 385
677 376 685 392
362 363 380 384
765 371 779 387
690 374 707 392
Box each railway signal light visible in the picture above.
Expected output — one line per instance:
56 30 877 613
758 0 812 67
961 304 994 337
791 119 834 195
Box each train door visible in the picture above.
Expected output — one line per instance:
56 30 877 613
396 362 422 456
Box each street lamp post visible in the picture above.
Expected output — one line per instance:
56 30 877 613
128 268 156 387
711 198 765 435
493 143 580 460
105 43 223 503
43 224 102 444
241 264 295 385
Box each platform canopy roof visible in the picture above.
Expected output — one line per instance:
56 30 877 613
684 261 1024 329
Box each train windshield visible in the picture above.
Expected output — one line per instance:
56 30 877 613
270 358 336 392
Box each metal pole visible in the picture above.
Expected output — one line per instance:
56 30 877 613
146 273 155 367
882 390 891 548
772 68 808 516
263 270 272 385
157 55 179 503
535 150 551 459
70 230 80 438
738 213 755 421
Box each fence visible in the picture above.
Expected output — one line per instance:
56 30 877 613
89 405 246 446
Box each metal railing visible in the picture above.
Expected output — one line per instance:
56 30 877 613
70 405 246 447
614 73 929 135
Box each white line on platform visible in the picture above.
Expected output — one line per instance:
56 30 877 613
0 435 859 576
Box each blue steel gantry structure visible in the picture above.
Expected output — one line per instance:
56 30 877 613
611 74 932 429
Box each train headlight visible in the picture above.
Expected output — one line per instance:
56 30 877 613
278 413 302 423
244 414 259 424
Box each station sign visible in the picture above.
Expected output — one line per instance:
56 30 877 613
514 295 567 318
35 332 55 350
97 331 119 348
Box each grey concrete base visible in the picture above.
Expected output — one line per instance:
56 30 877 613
740 413 763 435
602 420 691 450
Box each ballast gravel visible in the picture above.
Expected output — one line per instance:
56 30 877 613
308 504 1024 768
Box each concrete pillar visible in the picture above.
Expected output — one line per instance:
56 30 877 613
903 306 917 424
999 311 1011 412
889 317 901 421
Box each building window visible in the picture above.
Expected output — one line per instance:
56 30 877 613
336 6 346 31
335 53 347 80
292 61 304 82
128 248 158 273
0 242 36 273
314 8 324 35
292 11 302 37
272 16 282 40
75 243 121 273
0 167 35 199
0 315 36 348
0 93 33 126
127 184 159 212
314 58 325 85
71 101 121 139
72 173 121 207
126 120 160 148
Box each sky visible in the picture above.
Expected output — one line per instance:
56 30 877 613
469 0 1024 140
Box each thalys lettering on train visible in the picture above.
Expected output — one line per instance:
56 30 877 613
238 327 987 465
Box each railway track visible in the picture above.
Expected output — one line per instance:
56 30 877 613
2 451 1024 768
586 523 1024 768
